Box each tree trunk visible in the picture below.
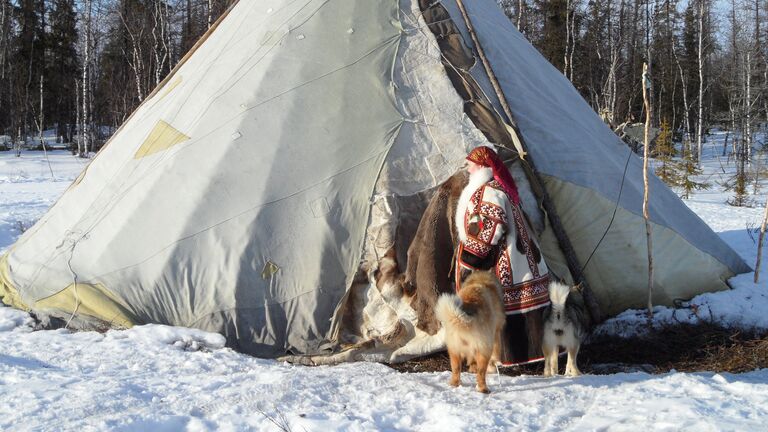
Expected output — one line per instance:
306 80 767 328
82 0 92 157
746 51 752 164
75 77 82 155
0 1 7 79
208 0 214 29
696 0 705 165
645 0 655 127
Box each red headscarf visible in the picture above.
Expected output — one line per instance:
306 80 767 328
466 146 520 205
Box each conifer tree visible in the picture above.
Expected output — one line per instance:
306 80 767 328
678 138 710 199
12 0 45 141
653 118 681 185
48 0 79 143
537 0 567 71
729 136 750 206
653 117 708 199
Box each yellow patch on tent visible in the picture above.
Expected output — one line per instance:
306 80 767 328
160 76 183 99
0 255 30 311
35 282 139 329
262 261 280 279
134 120 190 159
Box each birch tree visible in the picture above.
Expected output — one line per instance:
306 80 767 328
696 0 707 164
81 0 93 156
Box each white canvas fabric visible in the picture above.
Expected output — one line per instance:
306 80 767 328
0 0 750 357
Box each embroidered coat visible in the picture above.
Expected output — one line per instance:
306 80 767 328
455 168 550 315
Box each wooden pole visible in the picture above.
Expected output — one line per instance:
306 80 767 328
754 195 768 283
455 0 602 323
642 63 654 318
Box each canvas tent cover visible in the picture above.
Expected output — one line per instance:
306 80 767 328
0 0 749 357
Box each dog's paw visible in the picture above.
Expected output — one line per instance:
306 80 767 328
565 368 582 377
388 350 413 364
476 385 490 394
449 378 460 387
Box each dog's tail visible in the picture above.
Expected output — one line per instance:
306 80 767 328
548 282 571 308
435 293 472 329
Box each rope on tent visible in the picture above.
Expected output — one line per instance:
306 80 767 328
64 239 81 330
581 149 633 272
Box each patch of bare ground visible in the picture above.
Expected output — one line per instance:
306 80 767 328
389 323 768 375
389 352 546 377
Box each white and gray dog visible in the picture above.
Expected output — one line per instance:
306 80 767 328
542 282 590 376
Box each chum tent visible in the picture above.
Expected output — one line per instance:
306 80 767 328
0 0 750 358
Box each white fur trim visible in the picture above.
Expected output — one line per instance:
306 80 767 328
455 167 493 242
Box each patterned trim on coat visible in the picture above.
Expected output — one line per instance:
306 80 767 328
479 202 505 223
463 236 493 257
509 201 540 279
496 248 513 288
477 220 497 243
503 274 551 314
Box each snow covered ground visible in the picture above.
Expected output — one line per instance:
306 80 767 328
0 150 88 254
2 144 768 431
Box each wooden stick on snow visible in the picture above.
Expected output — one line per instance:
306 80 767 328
642 63 654 318
754 195 768 283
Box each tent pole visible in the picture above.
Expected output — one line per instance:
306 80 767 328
454 0 603 323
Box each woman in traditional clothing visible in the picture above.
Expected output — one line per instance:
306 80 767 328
455 146 551 366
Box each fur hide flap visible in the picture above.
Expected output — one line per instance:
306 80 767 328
403 170 468 335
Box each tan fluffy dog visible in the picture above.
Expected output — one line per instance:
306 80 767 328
435 271 505 393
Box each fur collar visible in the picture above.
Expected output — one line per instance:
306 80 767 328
455 167 493 242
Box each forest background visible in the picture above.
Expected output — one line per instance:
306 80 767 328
0 0 761 202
